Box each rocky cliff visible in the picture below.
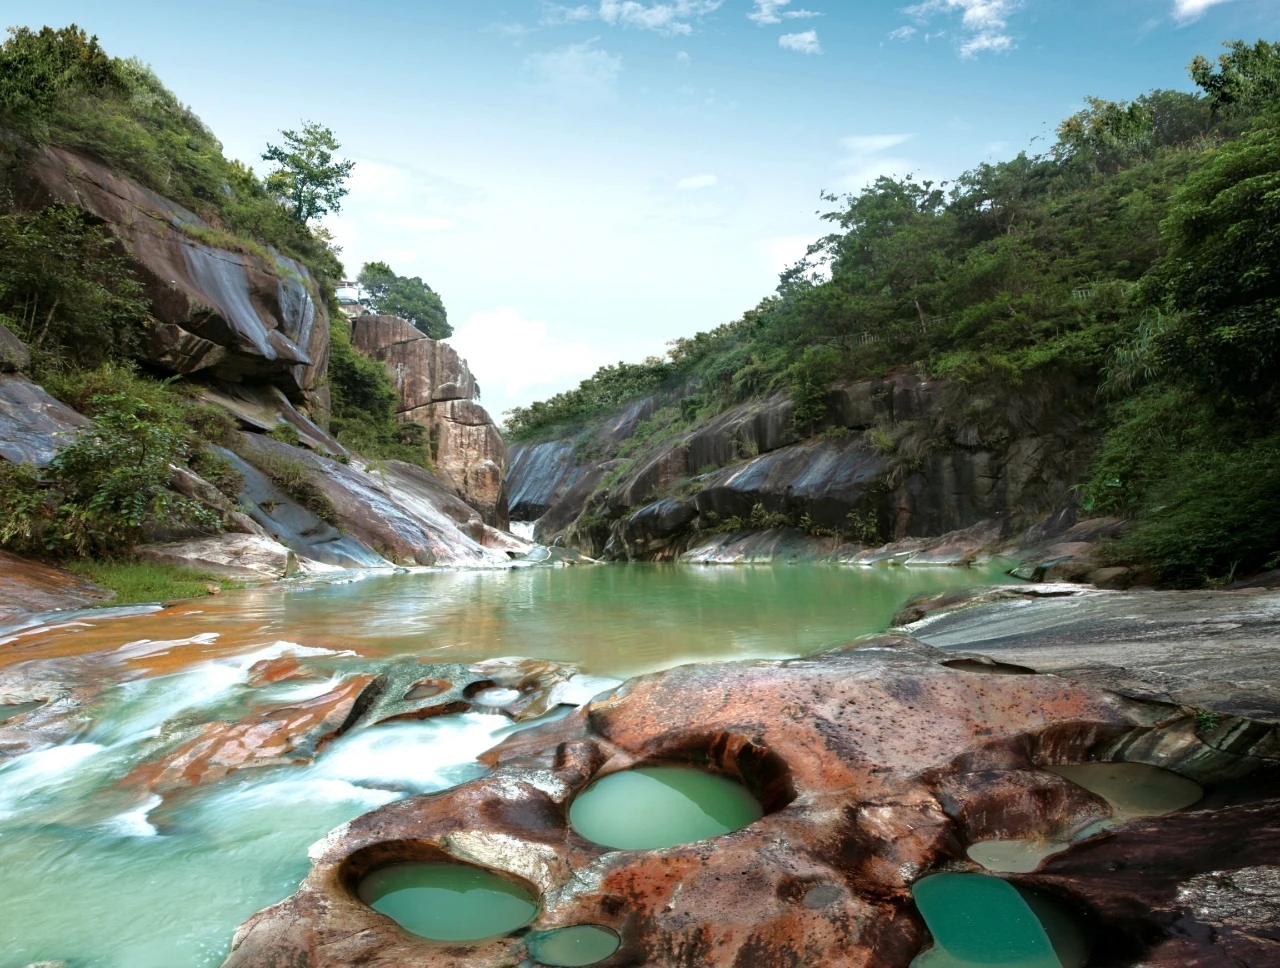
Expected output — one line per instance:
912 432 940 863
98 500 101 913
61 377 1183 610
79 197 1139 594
0 137 527 591
352 314 508 527
507 373 1091 562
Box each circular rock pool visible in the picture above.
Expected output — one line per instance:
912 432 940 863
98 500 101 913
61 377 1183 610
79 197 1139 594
569 765 763 850
357 861 537 941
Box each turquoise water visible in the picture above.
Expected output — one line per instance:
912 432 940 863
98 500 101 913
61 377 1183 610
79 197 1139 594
0 564 1013 967
911 873 1087 968
358 862 538 941
526 925 621 966
569 766 764 849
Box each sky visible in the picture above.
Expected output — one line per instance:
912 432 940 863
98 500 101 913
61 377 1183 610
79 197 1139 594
7 0 1279 419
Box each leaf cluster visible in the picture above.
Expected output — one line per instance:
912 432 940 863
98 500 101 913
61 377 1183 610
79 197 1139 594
356 261 451 339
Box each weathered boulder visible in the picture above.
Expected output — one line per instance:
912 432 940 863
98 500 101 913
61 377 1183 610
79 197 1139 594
352 315 476 408
0 373 90 466
230 434 508 568
199 384 345 457
0 550 113 622
0 323 30 372
136 534 336 581
221 637 1278 968
419 399 508 528
13 143 329 401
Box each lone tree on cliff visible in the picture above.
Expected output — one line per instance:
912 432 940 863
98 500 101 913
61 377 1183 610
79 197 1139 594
262 122 355 224
356 261 452 339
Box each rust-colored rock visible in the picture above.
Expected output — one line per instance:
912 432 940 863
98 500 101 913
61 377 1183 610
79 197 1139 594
0 550 113 622
220 638 1279 967
123 675 375 794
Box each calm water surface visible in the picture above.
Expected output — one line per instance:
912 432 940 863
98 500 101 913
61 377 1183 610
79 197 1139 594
0 563 1012 967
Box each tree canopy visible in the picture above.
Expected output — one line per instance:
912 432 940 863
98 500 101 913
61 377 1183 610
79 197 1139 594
356 261 451 339
262 122 355 225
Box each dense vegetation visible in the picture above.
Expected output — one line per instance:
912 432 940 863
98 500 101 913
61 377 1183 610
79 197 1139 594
0 25 342 277
506 40 1280 585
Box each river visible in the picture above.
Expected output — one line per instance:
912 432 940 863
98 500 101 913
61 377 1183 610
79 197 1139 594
0 563 1012 968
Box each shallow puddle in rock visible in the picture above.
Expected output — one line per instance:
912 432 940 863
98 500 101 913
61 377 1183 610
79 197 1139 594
526 924 621 966
569 765 763 849
912 872 1087 967
358 862 537 941
1047 762 1202 818
966 838 1070 873
0 701 44 722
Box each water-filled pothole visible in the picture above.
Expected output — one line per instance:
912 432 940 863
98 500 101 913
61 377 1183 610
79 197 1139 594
527 925 621 966
1047 762 1202 818
911 872 1087 968
966 838 1070 874
0 701 45 723
404 680 450 701
569 766 763 850
357 862 537 941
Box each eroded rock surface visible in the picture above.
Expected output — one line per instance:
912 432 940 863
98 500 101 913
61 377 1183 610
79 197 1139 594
221 637 1279 968
0 550 113 622
351 315 507 525
0 373 90 467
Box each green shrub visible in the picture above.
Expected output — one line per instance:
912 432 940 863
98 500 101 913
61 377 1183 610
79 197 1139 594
243 450 340 525
0 390 219 558
267 422 302 446
191 449 244 500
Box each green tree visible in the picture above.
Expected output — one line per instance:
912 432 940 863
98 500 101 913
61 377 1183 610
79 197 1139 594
0 25 122 139
1191 40 1280 115
262 122 355 224
356 261 451 338
1143 113 1280 404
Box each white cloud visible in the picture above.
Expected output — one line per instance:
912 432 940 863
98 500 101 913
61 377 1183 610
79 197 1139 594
676 173 718 190
1172 0 1237 23
524 40 622 107
779 30 822 54
448 308 606 401
748 0 822 25
541 4 596 25
485 22 535 39
676 50 691 64
838 133 917 189
888 25 917 40
902 0 1021 58
543 1 723 35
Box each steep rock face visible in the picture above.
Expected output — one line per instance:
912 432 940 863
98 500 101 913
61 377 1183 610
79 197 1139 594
350 315 507 526
0 373 90 466
11 143 330 412
507 374 1089 559
221 635 1279 968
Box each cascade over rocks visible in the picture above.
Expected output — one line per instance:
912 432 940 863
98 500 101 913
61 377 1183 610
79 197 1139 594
220 629 1280 968
352 315 508 526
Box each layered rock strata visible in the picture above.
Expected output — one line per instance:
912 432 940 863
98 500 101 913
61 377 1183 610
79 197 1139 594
221 634 1279 968
352 315 507 526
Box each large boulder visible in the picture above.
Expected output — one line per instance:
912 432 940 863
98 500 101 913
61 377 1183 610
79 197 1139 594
13 143 329 404
0 373 90 466
220 636 1280 968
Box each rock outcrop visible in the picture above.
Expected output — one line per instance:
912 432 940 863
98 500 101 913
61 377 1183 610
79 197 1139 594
507 374 1091 561
0 373 91 467
0 550 113 623
352 315 507 526
221 632 1280 968
11 143 331 418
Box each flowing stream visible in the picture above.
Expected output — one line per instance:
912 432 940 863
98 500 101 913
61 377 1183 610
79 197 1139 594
0 563 1013 968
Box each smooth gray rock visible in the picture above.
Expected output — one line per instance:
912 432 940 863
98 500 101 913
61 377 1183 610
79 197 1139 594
0 373 90 466
909 586 1280 723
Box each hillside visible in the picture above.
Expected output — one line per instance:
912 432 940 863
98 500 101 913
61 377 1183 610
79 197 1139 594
504 40 1280 586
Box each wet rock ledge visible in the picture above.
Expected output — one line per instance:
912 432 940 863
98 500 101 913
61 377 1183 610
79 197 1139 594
221 595 1280 968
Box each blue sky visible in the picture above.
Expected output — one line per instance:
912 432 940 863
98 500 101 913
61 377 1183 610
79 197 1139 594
7 0 1279 417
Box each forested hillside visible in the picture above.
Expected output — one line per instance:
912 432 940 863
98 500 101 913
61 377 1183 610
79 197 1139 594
505 40 1280 586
